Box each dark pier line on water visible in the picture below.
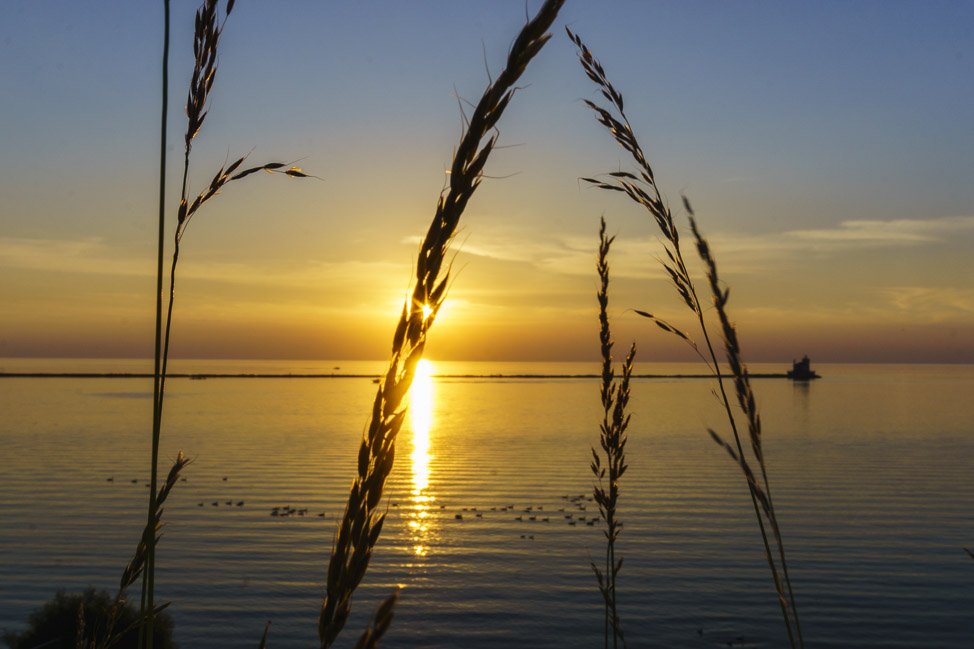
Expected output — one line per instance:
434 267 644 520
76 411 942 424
0 372 797 380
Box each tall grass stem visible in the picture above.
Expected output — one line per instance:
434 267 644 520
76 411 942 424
317 2 564 646
592 217 634 649
140 0 169 646
568 28 803 648
139 2 304 645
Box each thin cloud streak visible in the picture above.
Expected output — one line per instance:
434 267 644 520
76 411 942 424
9 213 969 291
405 231 663 279
409 215 974 280
0 237 145 277
885 286 974 318
0 236 410 289
787 216 974 246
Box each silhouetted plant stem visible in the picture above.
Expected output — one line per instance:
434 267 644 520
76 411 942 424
257 621 271 649
666 205 797 646
687 208 803 644
593 217 634 649
139 2 306 647
101 454 188 649
140 0 169 646
352 590 400 649
317 2 564 646
597 221 612 649
569 28 803 648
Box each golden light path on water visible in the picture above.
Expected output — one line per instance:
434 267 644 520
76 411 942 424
408 358 435 556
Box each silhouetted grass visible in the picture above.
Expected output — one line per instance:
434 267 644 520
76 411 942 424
12 454 187 649
593 217 635 649
351 590 399 649
98 453 187 649
52 3 819 648
141 1 308 647
569 27 805 649
318 2 564 646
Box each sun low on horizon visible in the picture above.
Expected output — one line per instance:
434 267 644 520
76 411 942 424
0 1 972 366
1 3 973 649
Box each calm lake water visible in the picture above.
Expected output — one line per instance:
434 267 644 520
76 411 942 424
1 359 972 648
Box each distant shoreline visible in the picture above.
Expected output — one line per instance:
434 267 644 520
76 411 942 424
0 372 797 380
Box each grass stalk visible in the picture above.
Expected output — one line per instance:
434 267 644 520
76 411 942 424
74 453 189 649
140 0 169 643
317 2 564 646
568 28 804 648
687 205 803 643
593 217 635 649
352 590 400 649
258 621 271 649
140 1 306 646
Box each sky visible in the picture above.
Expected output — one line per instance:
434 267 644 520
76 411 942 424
1 1 972 363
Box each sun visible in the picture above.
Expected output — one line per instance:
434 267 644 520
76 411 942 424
421 303 433 320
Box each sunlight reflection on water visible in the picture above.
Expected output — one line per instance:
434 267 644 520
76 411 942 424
408 359 435 556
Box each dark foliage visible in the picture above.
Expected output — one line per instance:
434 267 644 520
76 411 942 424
2 589 176 649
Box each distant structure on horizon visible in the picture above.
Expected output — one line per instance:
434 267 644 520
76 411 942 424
787 355 820 381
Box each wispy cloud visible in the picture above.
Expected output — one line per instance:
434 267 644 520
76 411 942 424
403 230 662 279
884 286 974 319
700 215 974 274
786 216 974 247
8 215 971 309
0 237 146 276
403 232 587 270
0 236 410 290
404 215 974 279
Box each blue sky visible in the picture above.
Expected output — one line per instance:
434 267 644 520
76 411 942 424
1 1 972 362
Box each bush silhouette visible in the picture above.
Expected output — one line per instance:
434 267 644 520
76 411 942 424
2 588 176 649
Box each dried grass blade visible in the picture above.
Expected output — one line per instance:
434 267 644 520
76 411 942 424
257 621 271 649
593 217 634 649
352 590 399 649
570 27 803 649
317 3 563 647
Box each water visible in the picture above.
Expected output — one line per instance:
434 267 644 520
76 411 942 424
1 360 972 648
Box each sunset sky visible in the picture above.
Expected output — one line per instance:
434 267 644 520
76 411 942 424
1 1 972 363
